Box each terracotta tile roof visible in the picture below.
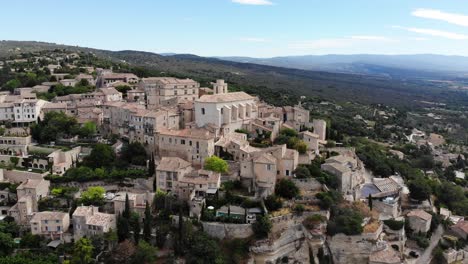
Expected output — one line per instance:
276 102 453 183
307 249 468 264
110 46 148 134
158 128 214 140
197 92 254 103
31 211 67 222
452 220 468 234
141 77 197 85
157 157 192 171
407 209 432 221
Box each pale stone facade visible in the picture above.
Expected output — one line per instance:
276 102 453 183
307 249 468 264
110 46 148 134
157 127 215 166
113 192 154 218
140 77 199 109
406 209 432 233
156 157 192 193
195 91 258 135
30 211 70 239
72 206 116 240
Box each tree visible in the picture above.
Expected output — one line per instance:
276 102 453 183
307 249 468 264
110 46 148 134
252 215 272 239
264 195 282 211
131 241 157 264
117 214 130 242
149 153 156 177
79 121 96 138
130 213 141 244
80 186 105 206
294 166 311 178
30 111 80 143
204 156 229 173
121 142 147 166
19 233 42 248
0 232 14 256
408 178 431 201
123 193 131 219
368 194 373 210
71 238 94 264
143 202 152 243
83 144 116 168
327 207 364 236
275 178 299 199
186 231 224 264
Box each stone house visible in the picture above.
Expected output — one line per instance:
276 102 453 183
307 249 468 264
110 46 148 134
72 206 116 240
113 192 154 218
157 127 215 166
450 220 468 240
406 209 432 233
155 157 192 193
140 77 199 109
321 153 365 196
177 169 221 201
30 211 70 240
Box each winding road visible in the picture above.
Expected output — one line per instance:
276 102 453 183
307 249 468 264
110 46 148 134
417 225 444 264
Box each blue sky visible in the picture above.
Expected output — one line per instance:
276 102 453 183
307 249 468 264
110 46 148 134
3 0 468 57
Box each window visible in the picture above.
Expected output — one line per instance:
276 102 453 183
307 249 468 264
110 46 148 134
286 170 290 176
181 140 186 145
201 108 205 115
189 141 192 146
266 164 271 171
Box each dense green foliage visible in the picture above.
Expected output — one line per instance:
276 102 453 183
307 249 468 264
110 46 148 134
204 156 229 173
327 207 364 236
83 144 116 169
252 215 272 239
275 128 308 154
120 142 147 166
80 186 105 206
275 178 299 199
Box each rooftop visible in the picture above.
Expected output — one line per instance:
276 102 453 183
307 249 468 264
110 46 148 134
158 127 214 140
31 211 67 222
157 157 192 171
197 92 254 103
407 209 432 221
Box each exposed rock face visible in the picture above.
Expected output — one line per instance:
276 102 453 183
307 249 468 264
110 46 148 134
328 231 386 264
250 224 311 263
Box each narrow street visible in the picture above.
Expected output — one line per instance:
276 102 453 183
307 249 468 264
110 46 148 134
417 225 444 264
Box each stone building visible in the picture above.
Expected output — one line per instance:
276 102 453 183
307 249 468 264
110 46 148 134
155 157 192 193
321 152 365 197
72 206 116 240
194 88 258 135
406 209 432 233
140 77 199 109
113 192 154 218
30 211 70 240
157 127 215 166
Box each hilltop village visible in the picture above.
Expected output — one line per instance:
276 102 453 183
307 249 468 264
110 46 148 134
0 49 468 264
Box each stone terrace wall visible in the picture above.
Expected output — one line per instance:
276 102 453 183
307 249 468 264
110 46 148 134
201 221 253 240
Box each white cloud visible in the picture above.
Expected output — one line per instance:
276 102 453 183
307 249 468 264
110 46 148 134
239 37 269 42
350 35 394 41
232 0 273 5
412 8 468 27
393 26 468 40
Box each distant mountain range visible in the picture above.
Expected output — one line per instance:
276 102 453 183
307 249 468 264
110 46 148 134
215 54 468 78
1 40 468 107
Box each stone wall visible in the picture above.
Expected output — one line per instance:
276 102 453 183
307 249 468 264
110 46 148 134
0 169 47 183
201 221 253 240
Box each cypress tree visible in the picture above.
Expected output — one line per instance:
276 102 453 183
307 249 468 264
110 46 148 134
123 193 131 219
368 194 373 211
143 202 152 242
117 213 129 242
130 213 140 244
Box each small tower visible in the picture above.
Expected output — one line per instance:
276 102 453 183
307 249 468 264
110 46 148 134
213 79 228 94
